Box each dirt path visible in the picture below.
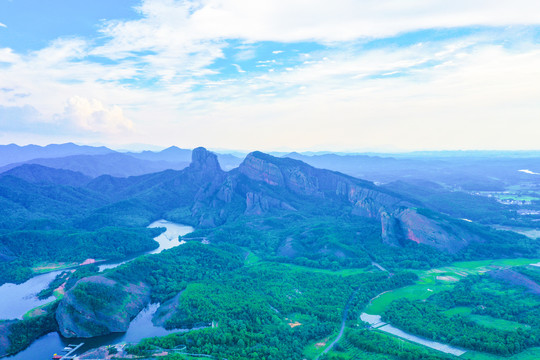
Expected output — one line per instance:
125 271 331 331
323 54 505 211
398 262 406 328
368 290 391 304
371 262 388 272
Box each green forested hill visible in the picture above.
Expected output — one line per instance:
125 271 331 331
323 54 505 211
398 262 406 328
1 148 538 287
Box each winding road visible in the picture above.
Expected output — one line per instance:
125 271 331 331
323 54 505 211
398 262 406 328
316 262 390 358
316 287 361 359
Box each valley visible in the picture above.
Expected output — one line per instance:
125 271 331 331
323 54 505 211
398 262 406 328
0 145 538 360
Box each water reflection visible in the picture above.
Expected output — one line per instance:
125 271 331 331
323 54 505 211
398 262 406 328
7 303 187 360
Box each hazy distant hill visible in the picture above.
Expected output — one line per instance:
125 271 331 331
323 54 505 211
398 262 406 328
0 143 243 177
126 146 243 171
126 146 192 162
0 153 189 178
0 142 115 167
284 152 540 190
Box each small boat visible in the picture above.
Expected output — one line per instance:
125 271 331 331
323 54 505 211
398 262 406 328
52 354 62 359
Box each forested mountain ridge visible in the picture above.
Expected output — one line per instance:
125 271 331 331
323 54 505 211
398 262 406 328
0 147 535 260
178 149 533 255
0 164 92 186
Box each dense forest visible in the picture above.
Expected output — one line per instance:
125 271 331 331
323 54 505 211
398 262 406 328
0 227 163 285
125 262 417 360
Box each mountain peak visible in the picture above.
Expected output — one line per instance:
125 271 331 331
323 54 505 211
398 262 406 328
190 147 222 173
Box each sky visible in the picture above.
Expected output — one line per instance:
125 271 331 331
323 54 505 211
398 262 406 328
0 0 539 152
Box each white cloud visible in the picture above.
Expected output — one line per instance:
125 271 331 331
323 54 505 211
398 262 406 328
62 96 133 134
0 22 6 28
232 64 246 73
85 1 540 88
0 48 20 63
0 0 539 150
135 41 540 151
176 0 540 42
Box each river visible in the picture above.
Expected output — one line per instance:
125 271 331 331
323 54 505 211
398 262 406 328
360 313 466 356
1 220 194 359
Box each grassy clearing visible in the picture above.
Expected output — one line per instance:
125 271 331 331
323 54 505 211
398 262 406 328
303 333 337 359
519 229 540 239
365 258 540 315
243 252 372 275
443 306 472 316
279 262 372 276
22 306 46 319
496 194 539 202
492 226 540 239
31 261 78 273
243 251 261 265
442 308 531 332
468 315 531 332
451 258 540 269
365 283 453 315
248 258 372 276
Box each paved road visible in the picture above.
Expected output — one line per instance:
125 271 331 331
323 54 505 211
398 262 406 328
316 287 361 359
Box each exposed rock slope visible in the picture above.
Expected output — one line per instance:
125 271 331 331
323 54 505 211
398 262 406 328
192 151 486 253
56 276 151 338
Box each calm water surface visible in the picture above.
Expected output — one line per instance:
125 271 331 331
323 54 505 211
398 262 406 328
7 303 186 360
0 271 61 319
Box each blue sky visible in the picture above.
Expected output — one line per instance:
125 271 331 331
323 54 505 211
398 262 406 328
1 0 539 151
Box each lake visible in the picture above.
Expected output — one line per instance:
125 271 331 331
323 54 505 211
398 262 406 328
1 220 195 359
6 303 189 360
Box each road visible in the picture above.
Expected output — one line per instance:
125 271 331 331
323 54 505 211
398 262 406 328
316 287 361 359
372 261 391 273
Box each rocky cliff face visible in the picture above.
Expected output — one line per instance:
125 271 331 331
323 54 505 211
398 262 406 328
56 276 151 338
245 192 296 215
114 148 492 254
394 209 476 253
232 151 486 253
189 147 222 176
237 151 403 218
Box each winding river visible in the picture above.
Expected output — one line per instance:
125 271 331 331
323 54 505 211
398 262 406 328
1 220 194 360
360 313 466 356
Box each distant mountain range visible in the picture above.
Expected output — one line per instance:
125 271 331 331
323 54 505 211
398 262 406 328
0 143 242 178
283 152 540 190
2 143 539 189
0 143 114 167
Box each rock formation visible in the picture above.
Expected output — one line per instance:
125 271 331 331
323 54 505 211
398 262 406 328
56 276 151 338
